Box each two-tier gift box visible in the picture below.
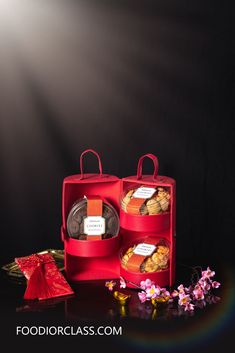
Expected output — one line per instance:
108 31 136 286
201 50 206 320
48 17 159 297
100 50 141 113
61 150 176 287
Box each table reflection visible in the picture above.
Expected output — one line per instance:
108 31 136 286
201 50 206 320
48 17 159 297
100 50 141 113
15 281 220 322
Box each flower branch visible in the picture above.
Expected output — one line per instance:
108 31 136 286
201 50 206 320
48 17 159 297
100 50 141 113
105 267 221 312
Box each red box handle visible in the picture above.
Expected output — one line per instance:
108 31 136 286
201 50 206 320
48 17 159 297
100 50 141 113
79 149 103 180
137 153 159 180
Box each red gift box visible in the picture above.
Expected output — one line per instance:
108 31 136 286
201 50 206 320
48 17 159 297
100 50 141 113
61 150 176 287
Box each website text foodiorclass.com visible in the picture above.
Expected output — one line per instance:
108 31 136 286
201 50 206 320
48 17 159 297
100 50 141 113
16 325 123 336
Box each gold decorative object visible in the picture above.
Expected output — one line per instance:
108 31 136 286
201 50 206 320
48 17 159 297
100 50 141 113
151 296 170 307
113 291 131 305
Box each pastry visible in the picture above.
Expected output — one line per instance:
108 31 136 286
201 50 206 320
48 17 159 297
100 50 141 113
146 199 162 214
121 186 170 215
121 242 169 273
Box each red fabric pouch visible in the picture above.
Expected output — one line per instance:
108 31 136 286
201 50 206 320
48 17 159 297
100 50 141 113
15 253 74 300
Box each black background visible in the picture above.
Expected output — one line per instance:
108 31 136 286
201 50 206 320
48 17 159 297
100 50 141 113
0 1 234 352
0 0 234 265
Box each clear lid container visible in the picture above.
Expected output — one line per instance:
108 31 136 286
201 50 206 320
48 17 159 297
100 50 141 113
121 237 170 273
120 185 171 215
66 198 119 240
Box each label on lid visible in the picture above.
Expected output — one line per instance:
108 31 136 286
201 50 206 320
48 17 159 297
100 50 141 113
84 216 105 236
133 243 156 256
132 187 156 199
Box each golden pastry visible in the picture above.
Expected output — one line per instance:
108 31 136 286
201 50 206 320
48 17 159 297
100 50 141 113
121 247 134 266
140 204 148 215
157 245 169 255
142 257 159 273
121 186 170 215
159 198 170 212
146 199 162 214
121 243 169 273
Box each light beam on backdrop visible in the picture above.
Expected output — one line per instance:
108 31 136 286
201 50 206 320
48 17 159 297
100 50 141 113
0 0 199 168
0 0 172 256
0 0 222 272
0 0 217 274
0 0 170 243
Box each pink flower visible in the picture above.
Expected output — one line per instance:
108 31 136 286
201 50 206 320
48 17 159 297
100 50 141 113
212 281 220 289
160 288 170 297
105 280 116 291
120 276 126 289
146 285 161 299
138 291 147 303
171 290 179 298
201 267 215 279
136 265 221 308
184 285 193 293
140 279 153 290
184 303 195 311
178 293 191 306
199 278 211 292
177 284 186 294
193 286 205 300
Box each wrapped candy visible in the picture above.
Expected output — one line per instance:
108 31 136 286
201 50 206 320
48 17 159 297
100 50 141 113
15 253 74 300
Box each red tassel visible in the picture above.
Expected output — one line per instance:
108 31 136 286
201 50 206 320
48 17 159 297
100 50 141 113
16 253 74 300
24 263 51 300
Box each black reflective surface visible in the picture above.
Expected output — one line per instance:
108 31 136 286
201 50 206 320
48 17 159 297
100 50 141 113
1 260 235 353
